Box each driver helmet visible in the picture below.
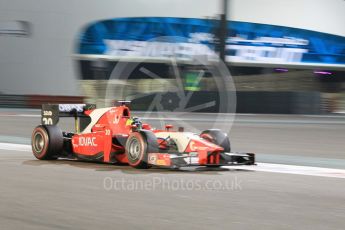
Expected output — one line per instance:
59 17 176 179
131 117 142 129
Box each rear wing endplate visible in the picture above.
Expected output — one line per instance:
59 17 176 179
41 104 96 126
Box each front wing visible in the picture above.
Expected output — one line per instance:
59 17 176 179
147 152 255 168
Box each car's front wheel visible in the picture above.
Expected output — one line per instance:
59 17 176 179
125 131 158 169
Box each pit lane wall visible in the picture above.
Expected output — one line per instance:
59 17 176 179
78 79 332 114
0 92 338 114
0 95 84 109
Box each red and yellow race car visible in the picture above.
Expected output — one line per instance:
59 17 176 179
31 102 255 169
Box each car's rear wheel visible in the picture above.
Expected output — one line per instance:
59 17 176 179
31 125 63 160
125 131 158 169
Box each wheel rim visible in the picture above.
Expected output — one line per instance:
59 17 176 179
33 132 45 153
128 138 141 160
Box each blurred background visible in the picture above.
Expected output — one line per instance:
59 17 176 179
0 0 344 114
1 2 345 228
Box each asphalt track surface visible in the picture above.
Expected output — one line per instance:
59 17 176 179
0 109 345 229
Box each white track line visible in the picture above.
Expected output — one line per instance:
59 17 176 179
224 163 345 179
0 114 40 117
0 143 32 152
1 142 345 179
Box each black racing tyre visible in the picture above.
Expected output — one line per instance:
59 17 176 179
31 125 63 160
200 129 231 153
125 131 158 169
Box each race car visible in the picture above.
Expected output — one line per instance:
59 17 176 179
31 102 255 169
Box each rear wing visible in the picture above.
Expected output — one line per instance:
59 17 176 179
41 104 96 126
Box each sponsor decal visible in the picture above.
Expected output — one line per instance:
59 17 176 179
189 141 196 151
43 110 53 116
58 104 85 112
189 156 199 164
237 36 308 63
156 159 170 166
78 136 97 147
148 153 171 166
189 140 209 151
148 153 157 164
